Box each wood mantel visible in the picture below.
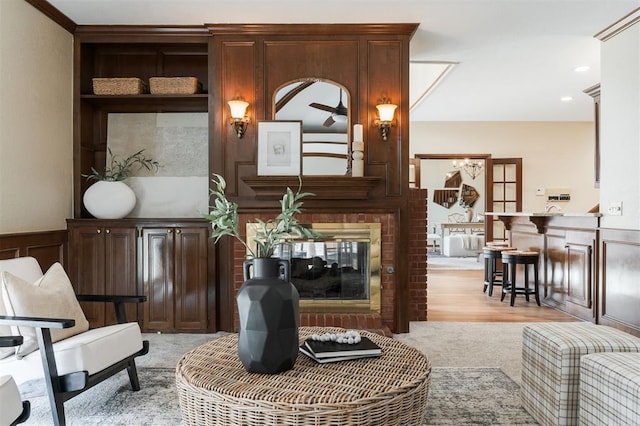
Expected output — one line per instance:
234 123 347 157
241 176 382 200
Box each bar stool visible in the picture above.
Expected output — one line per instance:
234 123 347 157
500 250 540 306
482 245 516 296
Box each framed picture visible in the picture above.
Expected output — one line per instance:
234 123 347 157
257 121 302 176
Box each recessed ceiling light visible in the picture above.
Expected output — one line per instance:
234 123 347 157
574 65 590 73
561 96 573 102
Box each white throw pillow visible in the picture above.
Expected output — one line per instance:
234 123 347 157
0 263 90 358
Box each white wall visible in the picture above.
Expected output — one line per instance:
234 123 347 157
0 0 73 233
410 121 600 214
599 22 640 230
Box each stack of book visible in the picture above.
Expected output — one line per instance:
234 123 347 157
299 334 383 364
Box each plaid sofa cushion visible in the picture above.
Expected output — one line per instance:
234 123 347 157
579 352 640 426
521 323 640 426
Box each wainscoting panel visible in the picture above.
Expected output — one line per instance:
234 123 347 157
566 242 592 310
599 228 640 336
0 230 67 271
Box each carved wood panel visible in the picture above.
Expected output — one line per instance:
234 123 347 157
600 229 640 335
566 242 592 309
217 40 257 195
141 228 175 331
0 230 66 269
173 227 208 331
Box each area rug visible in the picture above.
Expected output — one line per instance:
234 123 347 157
21 366 537 425
424 367 537 425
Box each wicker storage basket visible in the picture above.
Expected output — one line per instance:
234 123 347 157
149 77 201 94
149 77 202 95
92 78 147 95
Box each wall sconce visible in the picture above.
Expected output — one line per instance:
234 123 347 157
374 100 397 141
228 99 250 139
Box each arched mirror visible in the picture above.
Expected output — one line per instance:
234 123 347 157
274 79 350 175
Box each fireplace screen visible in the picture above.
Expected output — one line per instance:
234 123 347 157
276 241 369 300
247 223 381 313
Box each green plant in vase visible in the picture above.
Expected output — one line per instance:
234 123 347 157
203 173 321 374
81 148 160 219
83 148 160 182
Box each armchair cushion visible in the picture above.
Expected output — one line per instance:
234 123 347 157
2 322 143 384
1 263 89 358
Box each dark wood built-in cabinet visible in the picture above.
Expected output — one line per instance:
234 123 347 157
66 24 418 333
67 221 137 328
68 27 213 332
73 27 210 218
140 225 208 332
67 219 210 333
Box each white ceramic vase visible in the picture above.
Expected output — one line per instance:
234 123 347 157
83 181 137 219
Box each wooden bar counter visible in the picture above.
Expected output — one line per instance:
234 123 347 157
486 212 601 322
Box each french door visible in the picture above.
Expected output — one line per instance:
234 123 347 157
489 158 522 242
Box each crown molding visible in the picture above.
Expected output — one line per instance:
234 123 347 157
24 0 76 33
595 7 640 41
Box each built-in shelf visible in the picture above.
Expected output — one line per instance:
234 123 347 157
80 94 208 112
242 176 382 200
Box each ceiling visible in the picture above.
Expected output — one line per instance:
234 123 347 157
46 0 640 122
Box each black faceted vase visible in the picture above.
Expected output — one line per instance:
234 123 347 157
237 257 299 374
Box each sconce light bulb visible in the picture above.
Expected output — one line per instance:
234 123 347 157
228 99 249 120
376 103 397 122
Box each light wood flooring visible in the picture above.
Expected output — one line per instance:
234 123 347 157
427 267 579 322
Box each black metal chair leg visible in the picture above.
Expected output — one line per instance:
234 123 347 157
524 265 530 302
533 264 540 306
509 264 517 307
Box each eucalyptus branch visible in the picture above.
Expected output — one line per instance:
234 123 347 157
82 148 160 182
203 173 321 258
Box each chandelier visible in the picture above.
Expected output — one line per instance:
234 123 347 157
452 159 484 180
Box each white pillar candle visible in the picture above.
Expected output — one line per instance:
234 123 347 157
353 124 363 142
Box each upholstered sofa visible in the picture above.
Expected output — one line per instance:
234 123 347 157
442 233 484 257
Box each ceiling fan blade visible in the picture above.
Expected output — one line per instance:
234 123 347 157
310 102 337 113
323 115 336 127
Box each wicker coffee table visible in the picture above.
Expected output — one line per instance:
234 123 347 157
176 326 431 425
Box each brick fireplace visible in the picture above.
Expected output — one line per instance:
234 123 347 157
231 189 428 334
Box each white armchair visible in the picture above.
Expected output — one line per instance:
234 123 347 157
0 257 149 426
0 335 30 426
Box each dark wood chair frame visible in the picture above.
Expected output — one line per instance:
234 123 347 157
0 295 149 426
0 335 31 425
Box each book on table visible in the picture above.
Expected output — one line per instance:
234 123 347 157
302 336 382 359
298 345 381 364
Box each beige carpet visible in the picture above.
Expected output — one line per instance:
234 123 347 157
139 321 527 383
394 321 528 384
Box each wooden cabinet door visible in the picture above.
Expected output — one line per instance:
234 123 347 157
69 225 106 328
104 227 138 325
69 224 138 328
141 227 175 331
174 227 208 331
